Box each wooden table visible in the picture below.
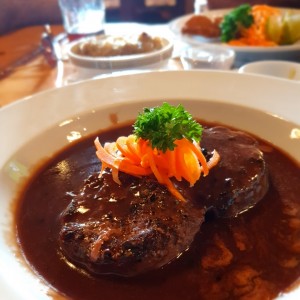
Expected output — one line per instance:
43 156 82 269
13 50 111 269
0 25 66 107
0 24 183 108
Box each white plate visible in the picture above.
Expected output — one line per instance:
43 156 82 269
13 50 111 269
169 8 300 67
1 70 300 299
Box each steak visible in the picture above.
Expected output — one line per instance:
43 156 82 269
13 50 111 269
193 126 269 217
59 171 205 277
59 126 269 277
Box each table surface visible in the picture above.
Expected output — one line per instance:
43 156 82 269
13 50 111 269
0 26 64 107
0 23 183 108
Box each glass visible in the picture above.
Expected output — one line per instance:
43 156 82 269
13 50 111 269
58 0 106 41
194 0 208 13
180 45 235 70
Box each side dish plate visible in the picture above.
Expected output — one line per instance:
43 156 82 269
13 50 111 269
169 8 300 67
0 70 300 299
67 34 173 70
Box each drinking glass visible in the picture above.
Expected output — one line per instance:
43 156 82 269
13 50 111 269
58 0 106 41
180 45 235 70
194 0 208 13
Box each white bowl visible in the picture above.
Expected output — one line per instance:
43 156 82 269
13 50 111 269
239 60 300 80
1 71 300 299
67 34 174 70
180 44 235 70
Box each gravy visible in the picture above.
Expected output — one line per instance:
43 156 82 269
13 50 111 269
15 122 300 300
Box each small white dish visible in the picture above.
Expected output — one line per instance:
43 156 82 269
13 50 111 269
67 33 174 71
239 60 300 80
180 44 235 70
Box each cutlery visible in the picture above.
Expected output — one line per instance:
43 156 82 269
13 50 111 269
0 25 57 80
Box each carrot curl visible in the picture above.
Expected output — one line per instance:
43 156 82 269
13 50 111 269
94 135 220 202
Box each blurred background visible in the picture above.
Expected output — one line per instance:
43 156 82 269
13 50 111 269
2 0 300 35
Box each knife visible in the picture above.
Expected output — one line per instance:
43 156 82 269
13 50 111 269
0 25 57 80
0 46 44 80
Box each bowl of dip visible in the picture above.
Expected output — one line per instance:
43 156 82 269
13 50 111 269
238 60 300 80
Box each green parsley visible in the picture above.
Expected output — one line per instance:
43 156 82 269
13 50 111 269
133 102 203 152
220 4 254 42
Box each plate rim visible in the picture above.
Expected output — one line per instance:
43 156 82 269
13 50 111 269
1 69 300 167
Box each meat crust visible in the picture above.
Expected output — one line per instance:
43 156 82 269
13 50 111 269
59 172 205 277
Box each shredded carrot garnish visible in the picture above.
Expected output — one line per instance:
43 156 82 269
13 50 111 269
228 5 280 46
94 135 220 201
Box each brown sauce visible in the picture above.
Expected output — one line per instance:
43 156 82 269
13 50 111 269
15 122 300 300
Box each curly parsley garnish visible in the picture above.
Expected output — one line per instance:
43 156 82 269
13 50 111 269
220 4 254 42
133 102 203 152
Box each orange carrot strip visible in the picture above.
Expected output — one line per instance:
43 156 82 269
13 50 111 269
137 139 149 156
153 151 169 173
94 138 122 184
98 162 108 177
116 136 140 165
184 150 201 186
165 149 178 179
137 139 153 169
94 138 121 169
252 4 279 14
207 150 221 170
175 145 192 184
119 160 152 176
176 139 208 176
140 154 150 169
126 135 142 160
116 136 130 155
146 148 164 184
191 141 209 176
111 167 121 185
176 144 200 186
160 172 185 202
104 142 120 158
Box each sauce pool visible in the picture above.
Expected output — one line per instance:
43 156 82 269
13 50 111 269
15 122 300 300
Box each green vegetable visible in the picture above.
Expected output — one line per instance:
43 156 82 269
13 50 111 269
133 102 203 152
220 4 254 42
